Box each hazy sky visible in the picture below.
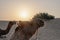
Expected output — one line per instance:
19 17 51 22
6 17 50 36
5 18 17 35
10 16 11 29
0 0 60 20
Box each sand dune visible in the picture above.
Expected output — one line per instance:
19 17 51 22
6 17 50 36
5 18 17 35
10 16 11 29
30 18 60 40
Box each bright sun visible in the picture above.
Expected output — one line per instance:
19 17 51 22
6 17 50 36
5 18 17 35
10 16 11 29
20 10 28 18
18 9 30 21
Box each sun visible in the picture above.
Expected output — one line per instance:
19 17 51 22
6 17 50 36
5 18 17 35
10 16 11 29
18 9 30 21
20 10 28 18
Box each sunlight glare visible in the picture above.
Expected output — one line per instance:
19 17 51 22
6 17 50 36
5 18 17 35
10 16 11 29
19 9 30 21
20 10 28 18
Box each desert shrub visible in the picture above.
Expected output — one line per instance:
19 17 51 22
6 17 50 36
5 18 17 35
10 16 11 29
33 13 55 21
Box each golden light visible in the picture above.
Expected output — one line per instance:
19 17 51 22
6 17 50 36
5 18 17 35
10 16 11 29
20 10 28 18
18 9 31 21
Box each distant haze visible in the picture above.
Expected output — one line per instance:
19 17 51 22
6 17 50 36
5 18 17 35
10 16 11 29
0 0 60 20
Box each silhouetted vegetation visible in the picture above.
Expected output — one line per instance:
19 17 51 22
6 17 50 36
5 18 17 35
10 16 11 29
33 13 55 21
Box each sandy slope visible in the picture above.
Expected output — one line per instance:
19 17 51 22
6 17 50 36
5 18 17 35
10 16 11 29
0 18 60 40
30 18 60 40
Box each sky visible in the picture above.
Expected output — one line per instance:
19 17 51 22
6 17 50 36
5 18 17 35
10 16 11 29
0 0 60 21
